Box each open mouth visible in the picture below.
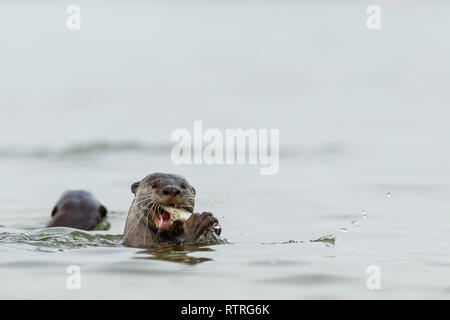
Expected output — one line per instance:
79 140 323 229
153 205 192 231
154 208 172 230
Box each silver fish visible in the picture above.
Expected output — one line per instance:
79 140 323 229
161 205 192 223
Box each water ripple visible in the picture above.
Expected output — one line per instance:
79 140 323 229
0 141 172 159
0 228 122 252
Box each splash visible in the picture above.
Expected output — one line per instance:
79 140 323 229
310 235 336 246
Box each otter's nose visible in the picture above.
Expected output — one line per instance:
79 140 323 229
161 186 181 196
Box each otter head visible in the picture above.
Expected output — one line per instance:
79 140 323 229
47 190 107 230
130 173 196 232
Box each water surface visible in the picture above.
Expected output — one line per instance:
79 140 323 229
1 1 450 299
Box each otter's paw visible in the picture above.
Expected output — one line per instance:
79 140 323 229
183 212 218 244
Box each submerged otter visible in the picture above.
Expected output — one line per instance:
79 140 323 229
122 173 219 248
47 191 107 230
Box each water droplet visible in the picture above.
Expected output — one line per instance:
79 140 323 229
351 220 359 228
386 192 391 198
361 210 367 219
340 228 348 233
213 225 222 236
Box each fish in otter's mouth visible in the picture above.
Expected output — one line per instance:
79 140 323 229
152 205 193 231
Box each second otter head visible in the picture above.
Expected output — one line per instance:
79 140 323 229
131 173 196 232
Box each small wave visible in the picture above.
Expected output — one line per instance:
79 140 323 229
310 235 336 246
261 235 336 246
0 228 122 252
0 226 226 253
0 141 172 159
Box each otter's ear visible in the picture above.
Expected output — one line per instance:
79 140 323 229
131 181 140 195
51 206 57 217
99 205 107 218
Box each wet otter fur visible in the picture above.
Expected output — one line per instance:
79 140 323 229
122 173 219 248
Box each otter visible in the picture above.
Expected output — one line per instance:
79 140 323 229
122 173 219 248
47 191 107 230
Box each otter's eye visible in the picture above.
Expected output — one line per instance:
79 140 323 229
181 184 187 190
152 183 158 189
